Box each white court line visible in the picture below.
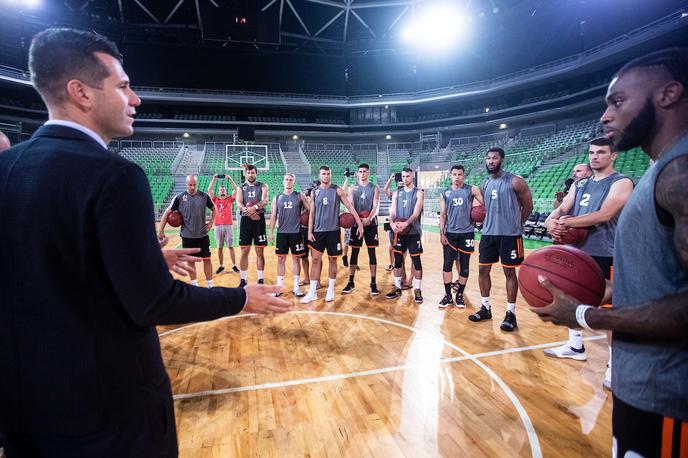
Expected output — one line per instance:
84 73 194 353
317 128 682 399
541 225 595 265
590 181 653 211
161 310 607 457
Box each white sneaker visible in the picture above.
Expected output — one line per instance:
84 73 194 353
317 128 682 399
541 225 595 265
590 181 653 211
300 292 317 304
544 343 587 361
325 290 335 302
603 365 612 391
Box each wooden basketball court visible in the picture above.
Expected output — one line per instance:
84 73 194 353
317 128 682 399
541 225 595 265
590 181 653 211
160 228 612 457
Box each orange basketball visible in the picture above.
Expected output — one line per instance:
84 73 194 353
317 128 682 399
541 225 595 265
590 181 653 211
471 204 486 223
358 210 371 226
300 210 310 226
519 245 605 308
167 211 183 228
557 227 589 245
339 212 355 229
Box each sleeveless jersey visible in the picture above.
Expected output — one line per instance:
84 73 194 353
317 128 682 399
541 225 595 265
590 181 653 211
276 192 302 234
241 181 264 215
443 185 474 234
482 172 523 236
572 172 631 257
395 187 422 235
352 182 377 213
313 184 340 232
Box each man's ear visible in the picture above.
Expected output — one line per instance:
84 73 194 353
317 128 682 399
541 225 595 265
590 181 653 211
65 79 94 112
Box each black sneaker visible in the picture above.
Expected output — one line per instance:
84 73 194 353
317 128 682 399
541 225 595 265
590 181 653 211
342 281 355 294
414 288 423 304
385 287 401 299
468 305 492 322
258 279 264 285
342 256 349 267
500 311 518 332
455 292 465 308
273 292 283 297
232 266 240 273
370 284 379 296
386 264 394 271
215 266 225 274
439 294 454 309
238 279 247 288
400 283 412 290
293 290 306 298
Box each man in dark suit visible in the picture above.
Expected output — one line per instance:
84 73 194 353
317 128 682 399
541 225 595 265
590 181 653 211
0 28 291 457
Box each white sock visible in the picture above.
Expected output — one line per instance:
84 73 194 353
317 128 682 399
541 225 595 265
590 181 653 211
293 275 300 290
191 280 199 286
507 302 516 313
394 276 402 288
277 276 284 287
608 346 612 366
481 297 490 309
258 270 264 280
328 278 336 293
569 328 583 350
240 270 247 280
207 280 214 289
413 278 422 289
219 264 224 268
309 280 318 295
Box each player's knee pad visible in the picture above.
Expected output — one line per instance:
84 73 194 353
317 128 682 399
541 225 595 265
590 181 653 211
459 252 471 278
350 247 360 265
367 247 377 265
411 255 422 271
394 252 404 269
443 255 455 273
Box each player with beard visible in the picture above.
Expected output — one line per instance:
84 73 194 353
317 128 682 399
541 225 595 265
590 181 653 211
469 148 533 331
531 48 688 457
236 164 269 287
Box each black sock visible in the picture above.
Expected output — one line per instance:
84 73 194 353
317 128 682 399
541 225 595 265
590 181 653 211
343 255 348 262
349 275 354 283
444 282 452 295
370 276 376 285
457 283 466 294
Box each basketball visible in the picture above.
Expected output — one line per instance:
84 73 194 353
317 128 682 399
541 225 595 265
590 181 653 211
471 204 486 223
394 217 411 235
519 245 606 308
167 211 183 228
339 212 355 229
246 200 259 208
300 210 310 227
557 227 589 245
358 210 371 226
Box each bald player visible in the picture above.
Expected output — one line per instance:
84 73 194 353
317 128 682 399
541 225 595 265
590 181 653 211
159 175 216 287
554 163 592 208
0 132 10 152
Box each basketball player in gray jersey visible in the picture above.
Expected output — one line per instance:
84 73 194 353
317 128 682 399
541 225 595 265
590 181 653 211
470 147 533 331
301 165 363 303
343 164 381 296
236 164 269 287
544 137 633 389
268 173 310 298
386 167 425 303
439 165 484 308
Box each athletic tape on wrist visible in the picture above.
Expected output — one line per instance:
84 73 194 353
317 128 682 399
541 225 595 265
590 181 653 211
575 305 594 331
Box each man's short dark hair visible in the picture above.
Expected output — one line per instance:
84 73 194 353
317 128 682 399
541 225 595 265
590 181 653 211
487 147 505 159
245 164 257 172
450 164 465 173
617 48 688 95
358 163 369 170
402 167 413 174
29 28 121 106
590 137 615 150
320 165 330 171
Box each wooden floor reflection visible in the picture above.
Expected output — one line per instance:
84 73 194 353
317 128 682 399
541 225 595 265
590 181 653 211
160 230 612 457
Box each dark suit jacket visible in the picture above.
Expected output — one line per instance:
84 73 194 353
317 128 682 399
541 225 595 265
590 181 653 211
0 125 246 435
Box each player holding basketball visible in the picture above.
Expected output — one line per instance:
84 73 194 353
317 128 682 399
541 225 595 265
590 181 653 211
159 175 217 287
268 173 309 297
532 48 688 457
236 164 269 287
385 167 425 303
439 164 484 308
208 173 240 274
301 166 362 303
543 137 633 388
469 147 533 331
343 163 381 296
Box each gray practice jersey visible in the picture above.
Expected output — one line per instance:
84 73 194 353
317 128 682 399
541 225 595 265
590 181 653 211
482 172 523 236
395 187 422 235
352 182 378 214
240 181 264 215
170 191 214 239
313 184 340 232
276 192 302 234
443 185 474 234
572 172 631 257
